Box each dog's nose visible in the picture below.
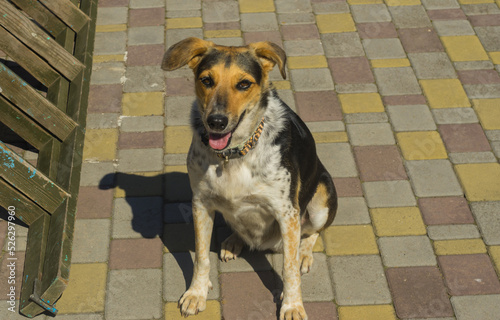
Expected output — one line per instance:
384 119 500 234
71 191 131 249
207 115 228 131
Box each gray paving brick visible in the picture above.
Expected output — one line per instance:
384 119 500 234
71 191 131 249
344 113 389 124
329 255 392 305
277 89 296 111
87 113 120 129
312 1 350 14
492 142 500 158
120 116 165 132
454 60 495 71
321 33 365 58
301 253 334 302
333 197 371 225
94 32 126 55
427 224 481 240
432 108 479 124
363 180 417 208
471 201 500 245
351 4 391 23
55 315 103 320
106 269 162 320
347 123 396 146
203 1 239 22
91 62 125 85
166 10 201 18
163 252 219 301
205 37 244 46
389 5 432 28
97 7 128 25
486 130 500 141
378 236 436 267
241 13 279 31
408 52 457 79
123 66 165 92
317 143 357 178
406 160 463 197
166 0 201 11
80 162 115 187
219 251 274 272
165 96 195 126
290 68 334 91
363 38 406 59
72 219 111 263
275 0 312 13
128 26 164 46
118 148 163 172
306 121 346 132
464 84 500 99
130 0 164 8
284 40 325 56
373 67 422 96
387 105 437 131
166 29 204 47
421 0 460 9
335 83 378 94
449 152 498 164
278 12 315 25
462 3 500 15
433 20 475 36
451 295 500 320
112 197 163 239
476 26 500 51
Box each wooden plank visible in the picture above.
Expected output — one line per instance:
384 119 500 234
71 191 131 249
0 62 77 141
0 27 60 87
0 178 46 225
0 0 85 80
10 0 66 37
39 0 90 33
0 96 52 150
38 139 61 180
0 141 69 213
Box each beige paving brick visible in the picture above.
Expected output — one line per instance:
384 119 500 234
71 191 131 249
441 35 489 61
456 163 500 201
339 93 384 113
83 129 118 161
122 92 164 116
166 17 203 29
371 207 426 236
396 131 448 160
370 58 411 68
287 55 328 69
489 246 500 274
165 301 220 319
165 126 193 154
204 29 241 38
434 239 487 255
317 13 356 33
239 0 275 12
473 99 500 130
324 225 379 255
338 305 397 320
420 79 471 108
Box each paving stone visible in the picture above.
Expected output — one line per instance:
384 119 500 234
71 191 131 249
122 92 164 117
408 52 457 79
219 251 273 273
379 236 436 267
434 238 487 255
164 126 192 154
278 12 315 24
165 77 195 96
464 83 500 99
120 115 165 132
94 32 126 55
298 253 334 301
166 0 200 10
275 0 311 12
398 27 444 53
462 3 500 15
486 130 500 141
201 1 239 22
288 55 328 69
452 295 500 320
72 219 110 263
420 79 470 108
123 65 164 92
328 57 374 84
164 202 192 224
166 28 203 47
476 26 500 51
112 197 163 239
166 10 201 18
86 113 119 129
89 84 122 113
374 67 421 96
54 315 103 320
428 224 481 240
127 44 164 66
406 160 463 197
442 35 489 62
91 62 125 85
162 223 197 252
241 13 279 31
449 151 498 164
422 0 460 9
164 166 191 202
371 207 426 236
370 58 411 68
106 269 162 319
290 68 334 91
338 305 396 320
432 107 479 124
306 120 345 132
456 163 500 201
347 123 395 146
321 32 365 57
83 129 118 161
344 112 389 124
439 123 491 152
388 105 437 131
419 196 474 225
427 8 466 19
130 0 163 8
295 91 342 121
80 162 115 187
333 197 370 225
390 5 432 28
353 145 407 181
386 266 454 318
363 38 406 59
329 255 392 305
454 60 495 71
97 7 128 25
338 92 383 114
165 96 195 126
350 4 392 23
363 180 417 208
357 22 398 39
471 201 500 245
205 37 244 46
283 40 324 56
129 8 165 27
335 83 378 93
281 24 320 41
76 187 114 219
458 69 500 84
163 252 219 301
383 94 427 106
118 148 163 172
433 19 475 36
317 143 357 178
333 177 363 197
469 13 500 26
114 171 163 198
312 1 350 14
324 225 379 255
304 302 338 320
99 0 129 7
165 300 220 320
109 238 163 269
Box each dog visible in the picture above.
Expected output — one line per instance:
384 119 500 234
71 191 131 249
161 38 338 320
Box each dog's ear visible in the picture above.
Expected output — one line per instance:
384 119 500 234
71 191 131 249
250 42 287 80
162 38 214 71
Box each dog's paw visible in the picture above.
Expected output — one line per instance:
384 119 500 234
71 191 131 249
280 302 308 320
178 288 208 317
299 252 314 274
220 233 243 262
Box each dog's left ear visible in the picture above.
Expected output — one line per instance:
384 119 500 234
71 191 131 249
162 37 214 71
250 42 287 80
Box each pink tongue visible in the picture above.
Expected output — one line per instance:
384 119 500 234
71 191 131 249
209 132 232 150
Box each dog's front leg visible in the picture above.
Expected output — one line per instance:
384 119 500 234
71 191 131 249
279 212 307 320
179 201 214 317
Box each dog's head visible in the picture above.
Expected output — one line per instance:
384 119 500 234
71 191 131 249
162 38 286 151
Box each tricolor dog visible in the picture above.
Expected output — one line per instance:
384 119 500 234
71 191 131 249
162 38 338 320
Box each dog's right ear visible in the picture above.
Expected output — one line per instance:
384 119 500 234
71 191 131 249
161 38 214 71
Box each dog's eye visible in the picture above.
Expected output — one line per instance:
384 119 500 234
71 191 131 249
236 80 252 91
200 77 214 88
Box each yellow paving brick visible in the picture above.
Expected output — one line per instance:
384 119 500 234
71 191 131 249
93 54 125 63
458 0 493 3
166 17 203 29
370 58 411 68
370 207 426 236
385 0 421 4
317 14 356 33
287 55 328 69
204 29 242 38
165 300 220 320
83 129 118 161
165 126 192 154
324 225 379 255
122 92 164 116
348 0 383 3
314 235 325 252
456 163 500 201
57 264 107 314
272 80 291 90
489 246 500 274
420 79 471 108
441 36 489 61
115 171 163 198
338 92 385 113
339 305 397 320
96 24 127 32
313 131 349 143
490 52 500 64
396 131 448 160
434 239 487 255
473 99 500 130
239 0 275 12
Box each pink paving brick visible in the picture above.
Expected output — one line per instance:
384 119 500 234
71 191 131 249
353 146 408 182
333 177 363 197
88 84 122 113
118 131 164 149
328 57 374 84
468 14 500 27
382 95 427 106
439 123 491 153
398 28 444 53
304 302 338 319
165 78 196 96
281 24 320 41
244 31 283 46
295 91 343 121
457 69 500 84
127 44 164 66
129 8 165 27
76 186 114 219
357 22 398 39
418 197 475 225
109 238 163 269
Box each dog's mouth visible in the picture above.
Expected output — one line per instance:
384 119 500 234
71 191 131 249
208 132 232 150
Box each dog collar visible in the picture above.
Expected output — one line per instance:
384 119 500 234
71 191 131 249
202 117 265 162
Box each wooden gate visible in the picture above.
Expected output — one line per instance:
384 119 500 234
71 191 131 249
0 0 97 316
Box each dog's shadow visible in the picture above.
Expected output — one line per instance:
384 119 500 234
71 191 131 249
99 172 284 317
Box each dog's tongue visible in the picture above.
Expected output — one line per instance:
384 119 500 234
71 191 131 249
209 132 231 150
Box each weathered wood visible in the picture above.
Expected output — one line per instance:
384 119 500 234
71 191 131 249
0 0 85 80
39 0 90 33
0 178 46 226
38 139 61 180
0 141 69 214
0 62 77 141
10 0 67 37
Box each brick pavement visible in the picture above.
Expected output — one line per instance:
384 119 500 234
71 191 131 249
1 0 500 319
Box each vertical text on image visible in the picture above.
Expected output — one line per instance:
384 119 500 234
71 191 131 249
6 205 17 312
